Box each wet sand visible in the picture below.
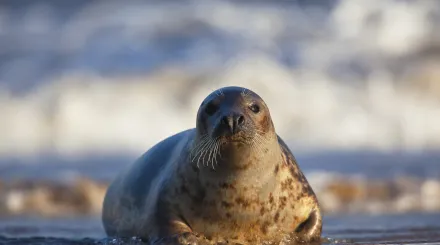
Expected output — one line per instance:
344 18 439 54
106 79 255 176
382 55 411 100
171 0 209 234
1 212 440 245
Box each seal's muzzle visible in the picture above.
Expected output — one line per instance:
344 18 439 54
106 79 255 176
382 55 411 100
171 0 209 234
219 112 245 135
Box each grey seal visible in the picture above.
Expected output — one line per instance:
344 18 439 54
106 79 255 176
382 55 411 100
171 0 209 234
102 86 322 244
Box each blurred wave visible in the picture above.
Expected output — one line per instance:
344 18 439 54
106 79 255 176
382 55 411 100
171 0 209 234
1 0 440 157
1 170 440 217
0 150 439 217
1 60 440 156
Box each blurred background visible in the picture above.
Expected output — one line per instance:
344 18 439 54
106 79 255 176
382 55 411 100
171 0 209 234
0 0 440 240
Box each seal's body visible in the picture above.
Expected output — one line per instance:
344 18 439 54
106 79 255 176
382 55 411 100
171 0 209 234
102 87 322 244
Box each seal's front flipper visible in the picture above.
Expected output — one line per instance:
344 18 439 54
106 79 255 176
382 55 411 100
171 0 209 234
151 218 211 245
153 232 211 245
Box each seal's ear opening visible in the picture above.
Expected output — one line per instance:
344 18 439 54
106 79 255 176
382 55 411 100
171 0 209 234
295 209 322 240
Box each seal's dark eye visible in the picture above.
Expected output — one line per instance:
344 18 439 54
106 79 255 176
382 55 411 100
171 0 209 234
249 104 260 113
205 103 218 116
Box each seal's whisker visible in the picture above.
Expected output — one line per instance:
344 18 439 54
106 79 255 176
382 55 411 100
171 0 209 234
189 136 203 159
196 138 214 168
256 134 267 149
190 135 210 162
209 139 217 168
210 142 217 170
252 134 266 156
206 139 216 168
209 139 216 169
258 134 272 157
200 149 208 167
199 147 209 168
250 136 259 155
215 139 222 169
192 136 212 168
204 137 216 167
194 135 209 155
253 141 264 156
251 141 262 157
217 138 222 156
193 136 210 157
212 138 220 170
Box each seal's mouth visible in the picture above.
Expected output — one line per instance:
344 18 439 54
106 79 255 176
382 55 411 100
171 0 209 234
217 134 252 145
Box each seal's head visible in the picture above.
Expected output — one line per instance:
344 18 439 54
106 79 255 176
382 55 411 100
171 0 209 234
191 86 280 171
196 86 275 145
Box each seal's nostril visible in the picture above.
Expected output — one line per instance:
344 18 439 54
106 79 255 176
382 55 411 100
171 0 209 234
221 115 234 134
237 115 245 126
220 114 245 134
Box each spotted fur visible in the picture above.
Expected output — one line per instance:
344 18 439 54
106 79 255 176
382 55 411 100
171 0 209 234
101 87 322 245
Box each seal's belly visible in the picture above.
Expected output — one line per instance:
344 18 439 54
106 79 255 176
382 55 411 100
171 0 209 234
181 196 293 243
175 182 314 243
188 210 283 243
